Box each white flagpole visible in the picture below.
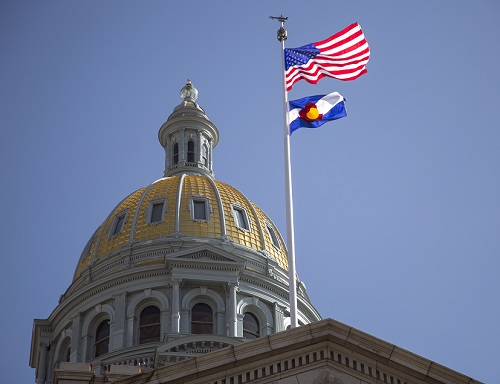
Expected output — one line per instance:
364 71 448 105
271 15 298 328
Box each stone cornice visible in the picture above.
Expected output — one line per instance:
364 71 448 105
51 241 298 327
107 319 482 384
29 319 52 368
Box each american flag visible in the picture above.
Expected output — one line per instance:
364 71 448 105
284 22 370 91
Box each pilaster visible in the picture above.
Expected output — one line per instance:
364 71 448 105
36 343 48 384
274 302 286 333
112 292 127 349
70 314 82 362
170 278 182 333
227 282 239 337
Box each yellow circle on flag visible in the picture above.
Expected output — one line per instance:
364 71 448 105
306 107 320 121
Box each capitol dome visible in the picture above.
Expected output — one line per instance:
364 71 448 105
73 175 289 282
30 81 321 383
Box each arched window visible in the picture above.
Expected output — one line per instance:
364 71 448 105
94 320 110 357
191 303 213 334
173 143 179 164
57 337 71 363
139 306 161 344
64 345 71 362
187 140 195 163
243 313 260 339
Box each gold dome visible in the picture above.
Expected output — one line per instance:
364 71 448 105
74 175 287 281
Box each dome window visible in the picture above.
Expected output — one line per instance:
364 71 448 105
191 303 213 334
139 306 161 344
109 211 127 238
173 143 179 165
191 197 209 221
147 200 166 224
232 204 250 231
243 312 260 339
94 320 110 357
187 140 195 163
266 223 280 249
81 231 96 258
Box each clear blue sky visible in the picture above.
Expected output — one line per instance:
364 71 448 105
1 1 498 383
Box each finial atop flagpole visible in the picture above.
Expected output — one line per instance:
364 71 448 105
269 15 288 42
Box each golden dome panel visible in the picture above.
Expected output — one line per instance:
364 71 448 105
179 176 223 238
134 177 179 243
253 204 288 269
74 226 101 279
215 180 263 251
95 187 147 257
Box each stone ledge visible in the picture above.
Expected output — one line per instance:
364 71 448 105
58 362 92 372
107 365 142 375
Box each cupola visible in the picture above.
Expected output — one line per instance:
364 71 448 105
158 80 219 178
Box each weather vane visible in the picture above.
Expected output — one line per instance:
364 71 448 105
269 15 288 42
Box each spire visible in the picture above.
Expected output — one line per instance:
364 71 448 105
158 80 219 178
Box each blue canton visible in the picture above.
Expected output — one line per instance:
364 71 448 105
284 43 320 71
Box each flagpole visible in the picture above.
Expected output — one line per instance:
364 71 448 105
271 15 298 329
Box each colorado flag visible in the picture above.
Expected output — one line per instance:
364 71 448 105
288 92 347 134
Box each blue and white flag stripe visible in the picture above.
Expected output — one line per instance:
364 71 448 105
288 92 347 134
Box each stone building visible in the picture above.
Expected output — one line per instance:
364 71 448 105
30 81 482 384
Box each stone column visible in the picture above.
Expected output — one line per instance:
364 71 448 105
125 314 135 347
70 314 82 362
274 303 285 333
171 279 181 333
46 345 55 384
36 343 48 384
180 129 186 164
160 309 169 340
208 139 213 171
228 283 239 337
197 129 202 164
112 292 127 349
164 141 170 173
